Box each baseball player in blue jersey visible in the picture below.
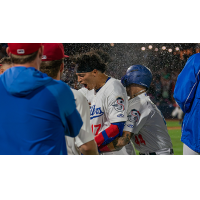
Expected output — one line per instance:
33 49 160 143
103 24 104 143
0 43 82 155
174 53 200 155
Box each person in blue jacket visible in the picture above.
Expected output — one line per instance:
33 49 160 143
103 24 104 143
0 43 83 155
174 53 200 155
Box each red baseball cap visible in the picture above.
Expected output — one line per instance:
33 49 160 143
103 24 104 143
42 43 69 61
8 43 42 55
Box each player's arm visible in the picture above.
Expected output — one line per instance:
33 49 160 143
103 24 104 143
94 87 128 148
94 121 125 147
98 131 133 153
79 140 99 155
47 82 83 138
65 108 83 137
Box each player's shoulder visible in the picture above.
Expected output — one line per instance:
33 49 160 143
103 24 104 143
185 53 200 66
145 96 160 114
135 93 149 104
78 87 87 96
46 80 71 95
190 53 200 59
109 78 123 86
45 80 76 116
45 80 74 103
71 88 85 101
78 87 94 98
142 94 155 107
105 77 126 93
129 93 150 111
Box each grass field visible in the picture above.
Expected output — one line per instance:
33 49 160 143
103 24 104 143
135 120 183 155
167 120 183 155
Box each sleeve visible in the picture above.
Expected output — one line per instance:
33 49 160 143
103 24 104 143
46 81 83 138
64 109 83 137
78 87 87 97
72 90 94 147
123 104 150 134
106 91 128 123
173 53 200 113
94 121 125 147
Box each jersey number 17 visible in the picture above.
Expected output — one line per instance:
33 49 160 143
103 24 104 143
91 124 101 136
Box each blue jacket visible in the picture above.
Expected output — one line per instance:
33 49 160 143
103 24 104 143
174 53 200 153
0 67 83 155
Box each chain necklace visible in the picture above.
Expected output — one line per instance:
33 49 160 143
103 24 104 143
133 89 146 97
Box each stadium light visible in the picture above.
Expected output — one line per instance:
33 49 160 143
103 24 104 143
141 47 145 51
175 47 179 51
168 48 172 52
148 45 153 49
155 48 158 51
162 46 166 50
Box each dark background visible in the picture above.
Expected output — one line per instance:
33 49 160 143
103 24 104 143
1 43 199 119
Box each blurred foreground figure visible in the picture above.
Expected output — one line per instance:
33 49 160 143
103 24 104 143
40 43 98 155
171 101 184 124
174 53 200 155
101 65 173 155
0 43 82 155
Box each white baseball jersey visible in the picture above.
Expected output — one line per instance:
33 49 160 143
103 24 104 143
65 89 94 155
82 78 129 155
78 87 95 105
123 92 173 154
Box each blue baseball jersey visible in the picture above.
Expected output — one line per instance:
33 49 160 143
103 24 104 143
0 67 82 155
174 53 200 153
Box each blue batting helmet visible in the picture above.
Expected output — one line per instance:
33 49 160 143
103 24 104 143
121 65 152 89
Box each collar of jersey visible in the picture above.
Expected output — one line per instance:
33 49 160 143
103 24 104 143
129 92 147 103
95 77 111 93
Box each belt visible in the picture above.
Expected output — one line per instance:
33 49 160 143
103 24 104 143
139 149 174 155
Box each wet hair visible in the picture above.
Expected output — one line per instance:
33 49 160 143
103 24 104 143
75 51 107 73
92 49 112 64
40 59 64 79
10 50 39 64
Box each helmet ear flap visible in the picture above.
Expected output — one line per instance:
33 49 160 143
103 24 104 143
121 76 128 87
124 78 128 87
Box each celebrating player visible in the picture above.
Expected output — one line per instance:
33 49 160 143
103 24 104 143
174 53 200 155
40 43 99 155
75 51 129 155
0 43 82 155
0 57 12 74
99 65 174 155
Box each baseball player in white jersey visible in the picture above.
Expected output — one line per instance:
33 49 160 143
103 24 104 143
75 51 129 155
40 43 99 155
79 86 136 155
100 65 173 155
66 89 97 155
